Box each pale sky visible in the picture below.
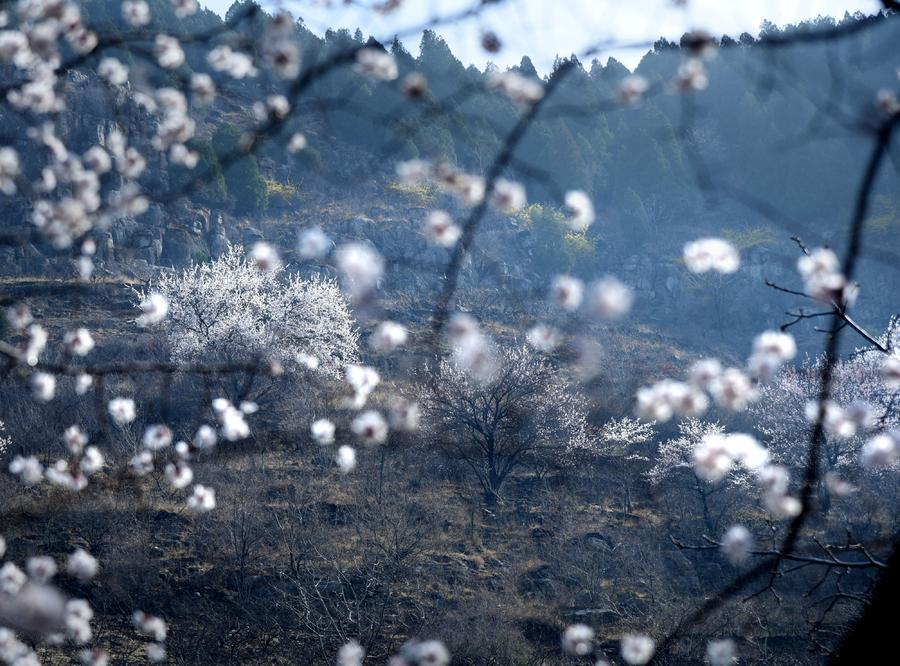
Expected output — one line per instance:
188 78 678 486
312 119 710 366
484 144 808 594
201 0 881 72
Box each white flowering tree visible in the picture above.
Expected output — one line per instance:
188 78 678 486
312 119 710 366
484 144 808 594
589 416 656 512
647 418 754 531
138 245 359 380
751 350 898 470
749 349 899 505
423 345 589 506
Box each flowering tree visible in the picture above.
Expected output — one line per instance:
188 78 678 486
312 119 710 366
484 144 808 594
139 245 359 379
423 345 588 506
591 416 656 512
750 349 900 475
647 419 755 531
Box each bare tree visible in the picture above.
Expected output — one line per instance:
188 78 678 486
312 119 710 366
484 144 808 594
423 345 588 506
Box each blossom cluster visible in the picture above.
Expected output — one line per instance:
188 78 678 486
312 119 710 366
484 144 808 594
0 540 100 659
797 247 856 305
637 328 797 422
693 431 802 518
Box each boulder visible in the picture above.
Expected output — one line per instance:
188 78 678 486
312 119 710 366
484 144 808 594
160 228 195 267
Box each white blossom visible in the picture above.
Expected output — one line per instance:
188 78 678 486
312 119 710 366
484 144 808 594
423 210 461 247
190 73 216 105
345 364 380 407
78 648 109 666
491 178 526 213
355 48 398 81
25 324 48 365
122 0 151 26
396 639 451 666
171 0 198 18
97 58 128 86
757 464 791 498
337 639 365 666
706 639 737 666
249 241 281 273
526 323 561 352
720 526 753 565
10 455 43 485
155 35 185 69
136 293 169 327
79 447 104 475
297 227 330 259
75 373 94 396
108 398 136 425
709 367 757 411
311 418 336 445
31 372 56 401
335 242 384 300
825 471 856 497
215 400 250 441
370 321 408 353
187 485 216 512
860 431 899 469
146 643 166 663
550 275 584 311
132 611 167 642
64 328 95 357
83 147 111 174
264 13 301 78
193 424 217 450
797 247 851 303
765 492 802 518
620 634 655 665
676 58 708 91
876 89 900 116
26 557 57 584
169 144 198 168
487 70 544 104
617 74 649 105
637 380 708 422
63 425 88 456
6 303 32 330
563 190 595 231
447 314 498 383
165 462 193 489
351 410 388 445
687 358 723 390
388 398 420 432
0 562 27 594
402 71 428 98
692 432 768 482
67 549 98 581
562 624 594 656
752 330 796 363
0 147 19 194
586 277 633 319
683 238 739 274
296 353 320 370
692 433 735 482
143 425 173 451
130 451 153 476
44 461 82 491
208 45 257 79
287 132 307 153
335 445 357 473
